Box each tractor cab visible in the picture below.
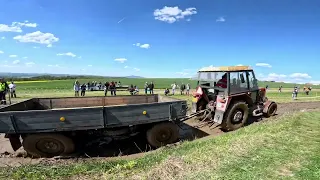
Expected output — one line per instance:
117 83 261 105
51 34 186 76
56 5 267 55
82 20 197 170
192 65 277 131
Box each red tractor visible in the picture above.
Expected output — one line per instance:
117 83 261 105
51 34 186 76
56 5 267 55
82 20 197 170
192 65 277 131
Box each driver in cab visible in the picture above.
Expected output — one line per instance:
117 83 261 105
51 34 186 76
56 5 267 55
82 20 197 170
215 73 227 88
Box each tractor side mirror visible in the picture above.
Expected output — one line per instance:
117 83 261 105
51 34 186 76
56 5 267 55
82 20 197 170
240 74 245 83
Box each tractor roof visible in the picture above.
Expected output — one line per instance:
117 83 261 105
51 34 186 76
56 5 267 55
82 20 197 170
198 65 252 72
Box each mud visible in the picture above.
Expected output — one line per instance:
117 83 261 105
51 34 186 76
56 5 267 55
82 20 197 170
1 101 320 167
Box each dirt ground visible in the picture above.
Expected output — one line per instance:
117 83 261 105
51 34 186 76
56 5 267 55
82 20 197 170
1 101 320 167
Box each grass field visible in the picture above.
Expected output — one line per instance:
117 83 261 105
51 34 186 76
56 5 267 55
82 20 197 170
1 109 319 180
11 77 320 90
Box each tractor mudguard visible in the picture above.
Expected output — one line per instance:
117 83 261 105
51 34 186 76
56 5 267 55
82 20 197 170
213 110 225 124
213 96 230 124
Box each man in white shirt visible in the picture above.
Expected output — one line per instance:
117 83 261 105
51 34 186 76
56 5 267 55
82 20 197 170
9 81 16 98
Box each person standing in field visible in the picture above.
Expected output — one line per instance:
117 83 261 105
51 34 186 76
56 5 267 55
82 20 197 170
104 81 109 96
80 83 86 96
171 82 177 95
180 83 186 95
186 83 190 96
144 82 148 94
74 80 80 97
149 82 154 94
0 78 9 105
110 81 116 96
9 81 17 98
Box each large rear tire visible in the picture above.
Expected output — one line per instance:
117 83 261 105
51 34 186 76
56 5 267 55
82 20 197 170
22 133 75 158
146 122 179 148
221 101 249 131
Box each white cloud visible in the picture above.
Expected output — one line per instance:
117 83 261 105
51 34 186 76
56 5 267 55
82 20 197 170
133 68 140 72
78 56 82 59
9 55 17 58
47 44 52 48
12 21 37 28
255 63 272 68
133 43 151 49
154 6 197 23
236 64 244 66
33 46 40 49
23 57 28 59
124 66 129 68
309 81 320 85
140 44 150 49
258 72 314 83
176 72 189 76
0 24 22 32
48 64 60 67
88 65 92 67
1 37 5 40
13 31 59 46
57 52 76 57
216 17 226 22
12 60 20 64
0 50 3 54
289 73 311 79
114 58 127 63
25 62 35 66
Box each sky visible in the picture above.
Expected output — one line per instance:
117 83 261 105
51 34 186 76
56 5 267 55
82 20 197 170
0 0 319 84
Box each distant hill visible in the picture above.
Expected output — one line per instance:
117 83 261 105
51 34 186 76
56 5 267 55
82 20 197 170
125 75 145 78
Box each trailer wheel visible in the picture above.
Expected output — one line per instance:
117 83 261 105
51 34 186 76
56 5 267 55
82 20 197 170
146 122 179 148
22 133 75 158
221 101 249 131
264 102 277 118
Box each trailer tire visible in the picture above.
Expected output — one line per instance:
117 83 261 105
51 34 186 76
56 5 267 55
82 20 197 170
22 133 75 158
146 122 179 148
221 101 249 132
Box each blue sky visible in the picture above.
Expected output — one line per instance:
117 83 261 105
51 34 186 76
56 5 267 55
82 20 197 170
0 0 319 83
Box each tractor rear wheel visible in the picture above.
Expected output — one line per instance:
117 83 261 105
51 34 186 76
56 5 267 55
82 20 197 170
264 102 277 117
22 133 75 158
146 122 179 148
221 101 249 131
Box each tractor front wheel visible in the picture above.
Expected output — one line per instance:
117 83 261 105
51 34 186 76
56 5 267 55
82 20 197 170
221 101 249 131
264 102 277 117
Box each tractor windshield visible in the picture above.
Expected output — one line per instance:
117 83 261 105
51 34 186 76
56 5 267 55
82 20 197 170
197 71 227 90
197 72 226 82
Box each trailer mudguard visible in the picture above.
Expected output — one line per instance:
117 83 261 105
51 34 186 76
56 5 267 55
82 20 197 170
5 134 22 151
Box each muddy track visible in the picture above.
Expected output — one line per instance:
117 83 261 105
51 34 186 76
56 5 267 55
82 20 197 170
1 101 320 167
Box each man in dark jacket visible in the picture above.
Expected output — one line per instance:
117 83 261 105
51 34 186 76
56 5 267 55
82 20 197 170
0 78 9 105
149 82 154 94
80 83 86 96
104 81 109 96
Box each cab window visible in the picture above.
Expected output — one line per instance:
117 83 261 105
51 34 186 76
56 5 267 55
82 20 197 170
229 72 249 94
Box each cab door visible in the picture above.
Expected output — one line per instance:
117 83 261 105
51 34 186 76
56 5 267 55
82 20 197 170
246 71 259 103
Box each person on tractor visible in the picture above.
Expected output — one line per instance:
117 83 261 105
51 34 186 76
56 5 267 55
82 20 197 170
215 73 227 88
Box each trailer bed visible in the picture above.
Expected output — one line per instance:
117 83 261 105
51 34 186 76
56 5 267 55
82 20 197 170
0 95 187 134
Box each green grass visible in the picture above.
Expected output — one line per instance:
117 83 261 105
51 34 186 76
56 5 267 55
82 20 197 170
11 77 320 90
1 110 319 180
